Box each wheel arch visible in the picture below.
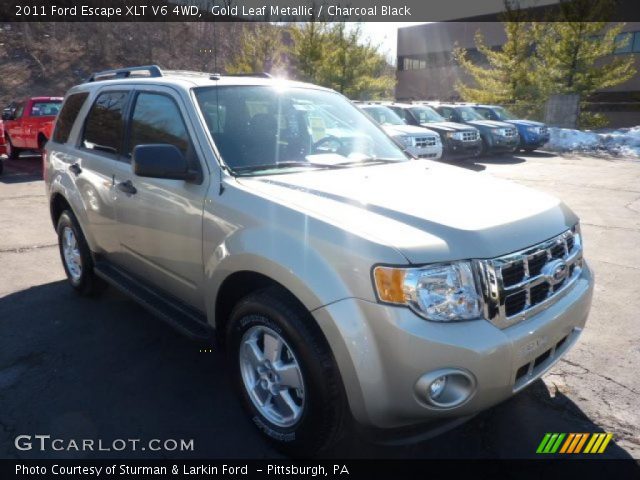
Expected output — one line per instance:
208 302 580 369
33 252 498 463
214 270 312 345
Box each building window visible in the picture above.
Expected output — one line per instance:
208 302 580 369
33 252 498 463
614 32 633 54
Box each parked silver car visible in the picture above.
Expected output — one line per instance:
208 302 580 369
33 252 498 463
357 103 442 159
45 66 593 456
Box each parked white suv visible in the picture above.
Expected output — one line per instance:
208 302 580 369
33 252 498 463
357 103 442 159
45 66 593 456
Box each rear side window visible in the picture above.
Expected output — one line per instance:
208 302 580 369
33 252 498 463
82 91 128 155
30 101 61 117
52 93 89 144
128 93 190 156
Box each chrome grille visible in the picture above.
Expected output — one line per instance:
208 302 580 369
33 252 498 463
415 136 437 148
475 225 583 329
539 126 549 135
462 130 479 142
504 128 516 137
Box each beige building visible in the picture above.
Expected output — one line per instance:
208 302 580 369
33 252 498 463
396 22 640 127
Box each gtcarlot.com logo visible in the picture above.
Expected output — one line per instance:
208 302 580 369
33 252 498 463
15 435 194 452
536 432 613 454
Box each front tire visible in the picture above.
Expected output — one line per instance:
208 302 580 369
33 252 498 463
6 136 20 160
56 210 104 295
227 287 346 457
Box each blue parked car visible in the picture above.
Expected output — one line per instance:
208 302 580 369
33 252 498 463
472 105 550 152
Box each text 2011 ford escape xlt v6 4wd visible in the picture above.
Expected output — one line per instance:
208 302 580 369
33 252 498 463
45 66 594 456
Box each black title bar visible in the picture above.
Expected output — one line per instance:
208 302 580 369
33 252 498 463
1 0 640 22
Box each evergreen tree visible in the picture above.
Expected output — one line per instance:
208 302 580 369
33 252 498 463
289 22 326 83
225 23 288 75
312 23 394 100
531 0 636 127
453 8 541 118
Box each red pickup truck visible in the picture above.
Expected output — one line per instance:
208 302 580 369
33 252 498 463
2 97 62 159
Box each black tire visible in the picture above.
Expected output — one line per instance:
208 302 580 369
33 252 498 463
226 287 346 457
523 147 536 153
6 136 20 160
56 210 104 295
0 159 3 175
479 138 489 156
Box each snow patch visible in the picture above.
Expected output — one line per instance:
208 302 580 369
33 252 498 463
546 127 640 159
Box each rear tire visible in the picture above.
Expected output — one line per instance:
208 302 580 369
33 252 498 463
56 210 105 295
227 287 346 457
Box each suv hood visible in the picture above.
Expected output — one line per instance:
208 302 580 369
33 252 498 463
236 161 577 264
506 119 546 128
382 124 439 137
419 121 476 132
467 119 515 129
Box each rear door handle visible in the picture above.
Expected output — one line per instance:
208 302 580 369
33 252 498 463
116 180 137 195
69 163 82 176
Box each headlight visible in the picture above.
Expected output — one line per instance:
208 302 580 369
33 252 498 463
527 126 541 134
395 135 414 147
373 262 483 321
491 128 503 136
446 131 462 140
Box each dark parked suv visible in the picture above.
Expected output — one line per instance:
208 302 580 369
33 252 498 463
472 105 550 152
429 103 520 155
385 103 482 160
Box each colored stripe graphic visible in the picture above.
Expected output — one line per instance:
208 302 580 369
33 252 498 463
538 433 613 454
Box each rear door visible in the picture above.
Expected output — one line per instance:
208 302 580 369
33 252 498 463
111 85 208 310
7 102 26 147
74 88 132 255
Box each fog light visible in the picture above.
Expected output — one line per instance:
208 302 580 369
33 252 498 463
429 376 447 400
415 368 476 409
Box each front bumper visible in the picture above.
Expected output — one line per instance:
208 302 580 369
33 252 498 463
522 134 550 148
406 143 443 160
487 135 520 153
313 263 593 429
442 138 482 159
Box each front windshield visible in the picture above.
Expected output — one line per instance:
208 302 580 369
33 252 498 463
456 106 485 121
409 106 445 124
361 106 405 126
194 86 407 175
493 106 518 121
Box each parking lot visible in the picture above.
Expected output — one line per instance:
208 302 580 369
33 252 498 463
0 152 639 459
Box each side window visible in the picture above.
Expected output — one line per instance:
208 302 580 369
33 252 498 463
476 108 493 120
52 93 89 144
439 108 454 121
13 103 24 119
82 91 128 155
128 93 190 157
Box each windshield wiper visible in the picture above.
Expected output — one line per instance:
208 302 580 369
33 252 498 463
233 161 341 176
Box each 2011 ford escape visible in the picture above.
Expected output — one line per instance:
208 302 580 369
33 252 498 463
45 66 594 456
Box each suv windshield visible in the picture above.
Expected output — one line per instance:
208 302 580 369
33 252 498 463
361 106 405 126
195 86 406 175
456 106 485 122
492 106 518 121
409 106 445 124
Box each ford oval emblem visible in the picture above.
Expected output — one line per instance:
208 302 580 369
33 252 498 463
542 259 568 286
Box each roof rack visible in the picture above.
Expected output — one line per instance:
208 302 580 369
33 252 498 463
209 72 273 80
87 65 163 83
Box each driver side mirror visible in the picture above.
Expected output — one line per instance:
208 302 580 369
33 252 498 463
2 111 13 121
132 144 200 182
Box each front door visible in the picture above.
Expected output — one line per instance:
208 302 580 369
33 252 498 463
112 87 209 310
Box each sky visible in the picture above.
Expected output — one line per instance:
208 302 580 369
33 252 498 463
360 22 429 64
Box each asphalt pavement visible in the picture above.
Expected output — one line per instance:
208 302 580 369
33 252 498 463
0 152 638 460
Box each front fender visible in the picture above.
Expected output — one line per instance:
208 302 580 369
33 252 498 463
204 226 360 326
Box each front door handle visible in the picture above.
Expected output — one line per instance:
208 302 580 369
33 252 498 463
116 180 137 195
69 163 82 176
